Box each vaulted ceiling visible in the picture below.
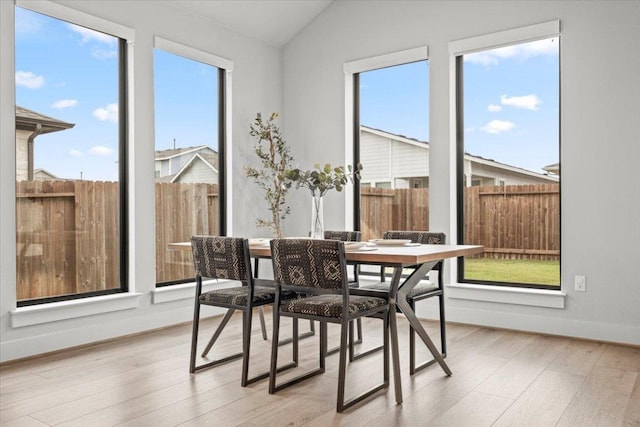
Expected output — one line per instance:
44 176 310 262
161 0 334 47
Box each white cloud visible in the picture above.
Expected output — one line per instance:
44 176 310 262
465 37 558 66
89 146 114 156
501 94 542 111
69 149 83 158
93 103 118 122
15 71 45 89
68 24 116 45
91 47 117 60
481 120 516 134
52 99 78 109
488 104 502 112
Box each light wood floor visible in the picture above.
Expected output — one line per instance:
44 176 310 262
1 310 639 427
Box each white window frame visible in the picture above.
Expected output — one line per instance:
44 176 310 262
343 46 429 229
8 0 139 326
151 37 233 291
448 20 565 308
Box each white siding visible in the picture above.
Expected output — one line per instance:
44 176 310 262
15 130 29 181
391 139 429 178
175 159 218 184
469 161 556 186
360 131 390 182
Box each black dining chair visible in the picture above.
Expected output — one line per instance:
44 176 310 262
359 231 447 374
323 230 364 356
268 238 390 412
189 235 297 386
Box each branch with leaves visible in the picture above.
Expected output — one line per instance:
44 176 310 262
286 163 362 198
244 113 294 238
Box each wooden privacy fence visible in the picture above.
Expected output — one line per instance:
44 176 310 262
360 187 430 240
155 182 219 283
16 180 556 300
16 180 120 300
360 184 560 260
463 184 559 260
16 180 218 300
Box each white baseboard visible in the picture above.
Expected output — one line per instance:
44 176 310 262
415 302 640 346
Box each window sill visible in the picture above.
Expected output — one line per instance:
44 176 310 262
10 292 143 328
151 279 240 304
446 283 565 309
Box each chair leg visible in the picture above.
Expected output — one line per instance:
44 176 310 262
336 318 349 412
338 313 391 412
320 321 327 371
268 304 281 394
241 308 252 386
189 299 202 373
192 306 244 373
278 318 315 346
439 292 447 357
259 306 268 340
201 308 236 357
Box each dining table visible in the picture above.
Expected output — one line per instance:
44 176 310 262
168 239 484 405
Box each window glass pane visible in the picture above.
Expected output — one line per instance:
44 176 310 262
461 37 560 287
154 48 220 285
358 61 429 240
15 7 123 303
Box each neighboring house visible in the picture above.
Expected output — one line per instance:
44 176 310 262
154 145 219 184
360 126 558 188
16 106 74 181
543 162 560 176
32 168 59 181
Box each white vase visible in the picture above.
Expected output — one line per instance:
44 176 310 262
310 193 324 239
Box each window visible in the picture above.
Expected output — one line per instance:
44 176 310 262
453 22 560 289
354 59 429 241
153 39 227 286
15 5 129 305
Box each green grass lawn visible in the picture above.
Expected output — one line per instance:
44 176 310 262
464 258 560 286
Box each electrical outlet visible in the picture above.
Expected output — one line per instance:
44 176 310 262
575 275 586 292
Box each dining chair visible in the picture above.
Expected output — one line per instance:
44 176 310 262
361 230 447 375
189 235 297 386
269 238 390 412
323 230 364 356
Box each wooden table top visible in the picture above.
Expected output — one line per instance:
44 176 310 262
168 240 483 266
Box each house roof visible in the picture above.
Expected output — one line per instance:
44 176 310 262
155 145 211 160
543 162 560 175
16 105 75 134
361 125 558 182
170 152 219 183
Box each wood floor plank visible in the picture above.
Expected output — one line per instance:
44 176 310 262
493 370 585 426
1 313 638 427
476 330 536 359
364 352 507 426
623 372 640 426
596 344 640 372
556 366 637 427
547 339 606 376
474 334 569 399
428 390 513 427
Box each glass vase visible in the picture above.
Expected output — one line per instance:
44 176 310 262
310 193 324 239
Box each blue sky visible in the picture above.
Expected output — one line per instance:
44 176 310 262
361 38 559 174
15 7 217 181
16 6 558 181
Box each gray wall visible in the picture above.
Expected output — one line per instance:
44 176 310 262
0 0 282 361
1 0 639 362
282 1 640 342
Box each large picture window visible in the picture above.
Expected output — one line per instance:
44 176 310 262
15 5 128 305
353 59 429 242
153 40 226 286
454 24 561 288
